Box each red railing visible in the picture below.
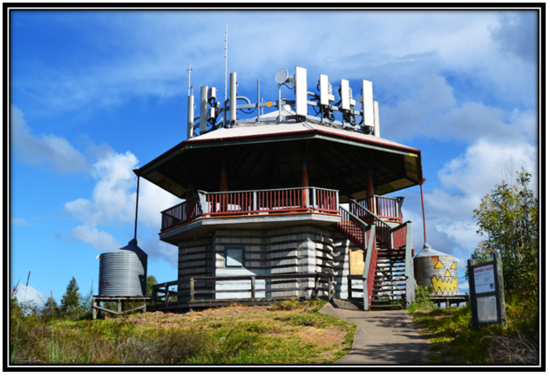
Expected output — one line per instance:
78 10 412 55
161 196 202 232
391 223 408 249
160 187 339 233
334 207 365 250
350 201 391 249
358 195 403 223
202 187 339 216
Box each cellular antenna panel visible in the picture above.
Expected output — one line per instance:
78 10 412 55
340 79 350 110
294 67 307 117
319 74 330 106
362 80 374 128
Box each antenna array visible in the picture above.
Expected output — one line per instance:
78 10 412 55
186 66 381 139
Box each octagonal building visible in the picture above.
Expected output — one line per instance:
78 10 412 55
136 67 422 310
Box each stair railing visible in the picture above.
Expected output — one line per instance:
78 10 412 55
361 224 377 311
350 199 392 249
336 205 370 250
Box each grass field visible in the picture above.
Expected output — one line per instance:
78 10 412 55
408 295 539 365
10 299 357 365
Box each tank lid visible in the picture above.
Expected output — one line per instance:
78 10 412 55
414 242 458 260
102 238 148 256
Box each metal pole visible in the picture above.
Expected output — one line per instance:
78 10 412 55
278 84 282 122
420 178 427 243
225 25 228 103
257 79 260 122
134 176 140 240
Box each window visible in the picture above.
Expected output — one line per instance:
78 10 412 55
225 248 244 268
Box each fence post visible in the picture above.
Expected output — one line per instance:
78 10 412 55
251 276 256 299
253 191 257 211
164 283 169 308
190 278 195 302
312 188 317 210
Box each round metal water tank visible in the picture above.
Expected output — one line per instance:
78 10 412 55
98 239 147 296
413 243 459 296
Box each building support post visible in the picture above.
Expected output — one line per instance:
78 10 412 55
366 168 375 213
301 159 309 209
220 162 228 191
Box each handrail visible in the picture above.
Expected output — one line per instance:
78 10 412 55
197 186 339 195
362 224 377 310
340 205 369 228
356 195 403 222
404 221 412 279
161 186 340 233
349 199 388 226
350 199 392 248
151 272 335 305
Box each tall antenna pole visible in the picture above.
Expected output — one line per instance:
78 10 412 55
225 25 228 103
186 64 193 97
133 176 140 241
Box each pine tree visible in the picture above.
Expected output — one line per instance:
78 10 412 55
60 277 81 317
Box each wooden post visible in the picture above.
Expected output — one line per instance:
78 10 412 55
92 298 97 320
190 278 195 302
164 283 169 308
314 276 320 299
347 276 352 300
494 252 507 327
251 276 256 299
118 299 122 315
467 259 479 327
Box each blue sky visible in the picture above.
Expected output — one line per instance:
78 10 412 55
9 9 539 305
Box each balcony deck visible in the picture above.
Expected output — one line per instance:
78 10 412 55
159 187 404 245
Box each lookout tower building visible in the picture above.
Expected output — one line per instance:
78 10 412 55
137 67 423 310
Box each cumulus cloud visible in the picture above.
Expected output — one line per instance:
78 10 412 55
65 149 179 260
418 139 537 263
11 105 90 174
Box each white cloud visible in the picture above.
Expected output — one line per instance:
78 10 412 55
71 224 120 252
12 284 45 307
11 105 90 174
65 149 180 259
419 139 537 262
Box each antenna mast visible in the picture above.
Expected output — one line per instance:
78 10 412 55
186 64 193 96
225 25 228 102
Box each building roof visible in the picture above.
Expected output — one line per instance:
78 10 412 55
136 108 423 200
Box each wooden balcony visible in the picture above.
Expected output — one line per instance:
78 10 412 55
356 195 404 224
160 186 340 234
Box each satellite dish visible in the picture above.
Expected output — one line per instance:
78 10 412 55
275 68 289 84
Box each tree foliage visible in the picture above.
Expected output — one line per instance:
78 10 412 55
146 275 157 296
471 168 538 298
60 277 82 317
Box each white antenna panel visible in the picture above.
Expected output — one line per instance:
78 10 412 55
374 101 380 137
294 67 307 117
187 95 194 139
208 87 217 101
340 79 350 110
362 80 374 128
319 74 330 106
229 72 237 122
199 86 208 133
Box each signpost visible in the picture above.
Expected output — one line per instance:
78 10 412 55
467 252 506 327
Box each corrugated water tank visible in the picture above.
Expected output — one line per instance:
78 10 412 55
413 243 459 296
98 239 147 296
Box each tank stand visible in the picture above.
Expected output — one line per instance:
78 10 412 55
92 295 151 319
428 294 469 308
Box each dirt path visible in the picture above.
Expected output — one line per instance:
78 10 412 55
319 301 431 364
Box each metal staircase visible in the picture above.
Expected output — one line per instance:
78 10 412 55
333 199 414 310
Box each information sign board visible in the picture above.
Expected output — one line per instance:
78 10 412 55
473 265 496 294
467 253 506 327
